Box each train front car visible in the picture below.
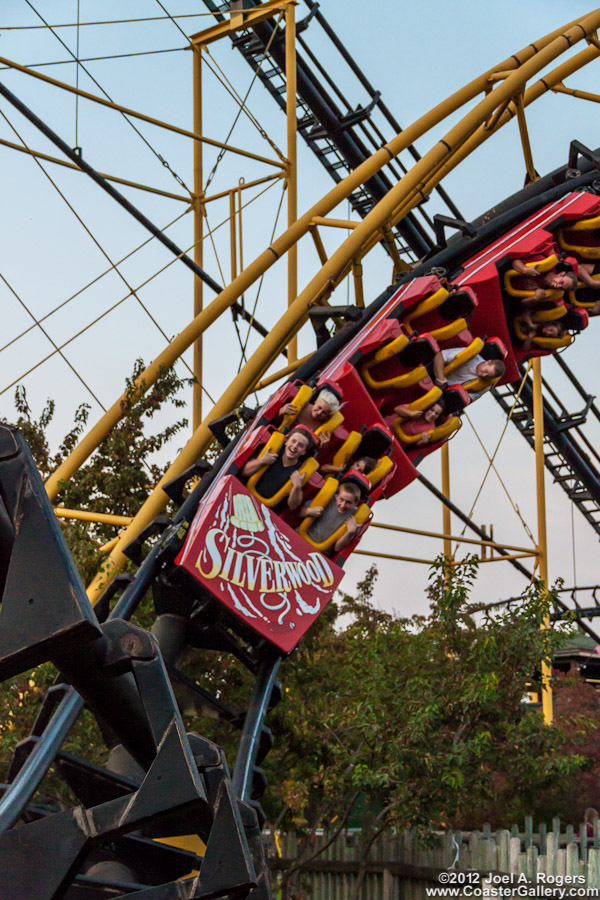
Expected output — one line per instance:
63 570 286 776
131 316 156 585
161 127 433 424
171 168 600 662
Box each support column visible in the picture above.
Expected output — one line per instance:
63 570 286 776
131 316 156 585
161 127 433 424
532 356 553 724
441 442 452 561
193 48 203 430
285 2 298 363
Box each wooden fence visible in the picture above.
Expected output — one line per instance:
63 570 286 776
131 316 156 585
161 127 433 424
271 817 600 898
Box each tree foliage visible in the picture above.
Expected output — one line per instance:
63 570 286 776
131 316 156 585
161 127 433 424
264 564 584 836
1 379 598 888
9 361 191 583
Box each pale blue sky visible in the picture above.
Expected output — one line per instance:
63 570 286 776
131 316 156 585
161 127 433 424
1 2 600 614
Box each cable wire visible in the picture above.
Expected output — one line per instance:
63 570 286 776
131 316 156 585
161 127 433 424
22 0 191 194
0 108 198 381
0 272 106 410
1 178 280 398
238 178 287 372
452 362 536 555
0 48 187 70
0 208 191 357
203 11 285 193
74 0 80 148
0 14 216 30
153 0 285 165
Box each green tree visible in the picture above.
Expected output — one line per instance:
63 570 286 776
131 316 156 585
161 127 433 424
260 561 588 899
0 382 594 896
9 361 192 582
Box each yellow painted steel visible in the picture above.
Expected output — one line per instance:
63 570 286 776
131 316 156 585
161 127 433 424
552 82 600 105
513 91 538 182
99 536 120 555
352 259 365 308
354 549 536 565
54 508 133 527
532 356 553 725
204 172 283 204
403 286 449 326
367 455 393 489
353 549 438 565
381 222 408 279
47 16 599 510
393 416 461 446
35 12 599 604
441 442 452 562
253 354 311 391
0 54 285 170
193 48 204 431
286 0 298 364
0 137 189 202
309 225 328 264
371 520 536 555
310 216 359 229
190 0 297 47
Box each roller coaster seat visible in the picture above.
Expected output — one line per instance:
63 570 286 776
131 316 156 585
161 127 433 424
558 213 600 259
394 414 462 449
340 471 371 500
569 268 600 308
503 253 564 302
562 307 589 332
402 285 478 345
278 382 345 440
260 379 305 424
479 336 508 360
314 379 343 403
355 423 393 460
442 385 471 415
361 331 439 392
245 430 320 509
297 476 371 554
513 316 573 351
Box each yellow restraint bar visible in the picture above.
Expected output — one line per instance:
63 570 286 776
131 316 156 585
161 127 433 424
279 384 314 429
393 416 461 446
558 214 600 259
513 317 572 350
567 272 600 309
443 337 484 376
367 455 394 488
503 253 561 300
426 318 469 343
246 431 320 508
361 334 427 391
403 286 449 327
315 410 344 439
331 431 362 469
298 477 371 552
529 304 567 322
